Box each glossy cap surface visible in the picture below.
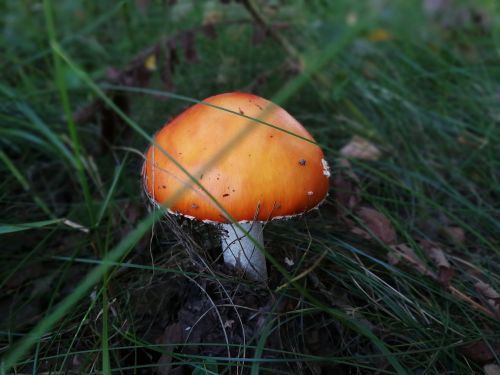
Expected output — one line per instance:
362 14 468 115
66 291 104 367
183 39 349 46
143 92 329 223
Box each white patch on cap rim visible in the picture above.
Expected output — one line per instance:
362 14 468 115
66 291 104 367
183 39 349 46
321 158 331 177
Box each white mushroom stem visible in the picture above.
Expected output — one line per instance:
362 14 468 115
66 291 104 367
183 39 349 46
221 222 267 282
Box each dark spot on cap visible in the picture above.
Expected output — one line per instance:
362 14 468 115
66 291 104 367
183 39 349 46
161 185 166 189
200 174 204 180
238 107 244 115
298 159 306 166
222 193 230 197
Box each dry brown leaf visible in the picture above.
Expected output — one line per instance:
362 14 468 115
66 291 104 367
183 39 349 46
389 243 495 317
420 239 454 286
461 341 500 365
427 246 450 267
340 136 382 161
475 281 500 300
356 206 397 244
475 280 500 316
389 244 437 279
484 364 500 375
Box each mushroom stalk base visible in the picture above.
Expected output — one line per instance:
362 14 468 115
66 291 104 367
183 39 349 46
221 222 267 282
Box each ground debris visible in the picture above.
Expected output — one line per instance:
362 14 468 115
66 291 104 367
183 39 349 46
420 239 455 286
474 280 500 318
388 243 437 279
340 135 382 161
353 206 397 245
484 364 500 375
461 341 500 365
119 257 353 374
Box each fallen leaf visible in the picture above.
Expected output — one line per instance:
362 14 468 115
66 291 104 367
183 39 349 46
424 244 450 268
355 206 397 244
420 240 454 286
475 280 500 316
475 281 500 300
389 244 436 279
484 364 500 375
340 136 382 161
461 341 500 365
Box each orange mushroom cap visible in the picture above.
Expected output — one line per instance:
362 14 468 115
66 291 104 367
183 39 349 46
142 92 330 223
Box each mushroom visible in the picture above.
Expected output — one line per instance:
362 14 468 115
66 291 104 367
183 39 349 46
142 92 330 281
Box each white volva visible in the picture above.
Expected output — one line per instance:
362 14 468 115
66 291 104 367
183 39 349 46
220 222 267 281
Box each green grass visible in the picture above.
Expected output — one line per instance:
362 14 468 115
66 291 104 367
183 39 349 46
1 0 499 374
